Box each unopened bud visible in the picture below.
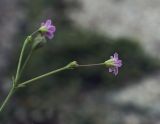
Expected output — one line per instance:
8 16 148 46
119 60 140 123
32 34 47 50
67 61 78 69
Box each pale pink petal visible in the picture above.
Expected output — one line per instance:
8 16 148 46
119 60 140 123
114 52 118 59
48 26 56 32
45 19 52 27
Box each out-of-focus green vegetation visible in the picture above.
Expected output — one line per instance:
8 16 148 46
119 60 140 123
1 0 160 123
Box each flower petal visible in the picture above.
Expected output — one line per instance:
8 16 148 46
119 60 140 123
45 19 52 27
48 26 56 32
114 52 118 59
46 32 54 39
109 68 113 72
113 67 118 76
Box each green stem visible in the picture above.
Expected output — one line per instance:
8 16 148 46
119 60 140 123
0 60 105 112
15 36 31 84
30 30 39 36
0 31 39 113
17 62 105 88
0 61 105 112
77 63 105 67
0 84 15 112
17 65 69 88
15 30 39 84
19 50 33 78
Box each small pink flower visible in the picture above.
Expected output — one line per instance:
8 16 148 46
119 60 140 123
39 19 56 39
105 53 122 76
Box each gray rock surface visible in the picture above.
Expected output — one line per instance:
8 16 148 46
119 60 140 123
69 1 160 123
69 0 160 56
110 72 160 113
0 0 26 92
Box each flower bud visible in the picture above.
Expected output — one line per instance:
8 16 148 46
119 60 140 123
66 61 78 69
32 34 46 50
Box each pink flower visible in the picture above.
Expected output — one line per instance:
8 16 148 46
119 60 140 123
105 53 122 76
39 19 56 39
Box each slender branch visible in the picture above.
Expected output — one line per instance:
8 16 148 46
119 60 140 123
17 65 69 88
15 30 38 84
0 83 15 112
30 30 39 36
17 62 105 88
19 50 33 78
77 63 105 67
0 30 39 113
0 61 105 113
15 36 31 84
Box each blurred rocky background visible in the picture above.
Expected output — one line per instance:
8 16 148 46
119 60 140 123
0 0 160 124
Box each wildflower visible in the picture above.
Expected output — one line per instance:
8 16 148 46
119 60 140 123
39 19 56 39
104 53 122 76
